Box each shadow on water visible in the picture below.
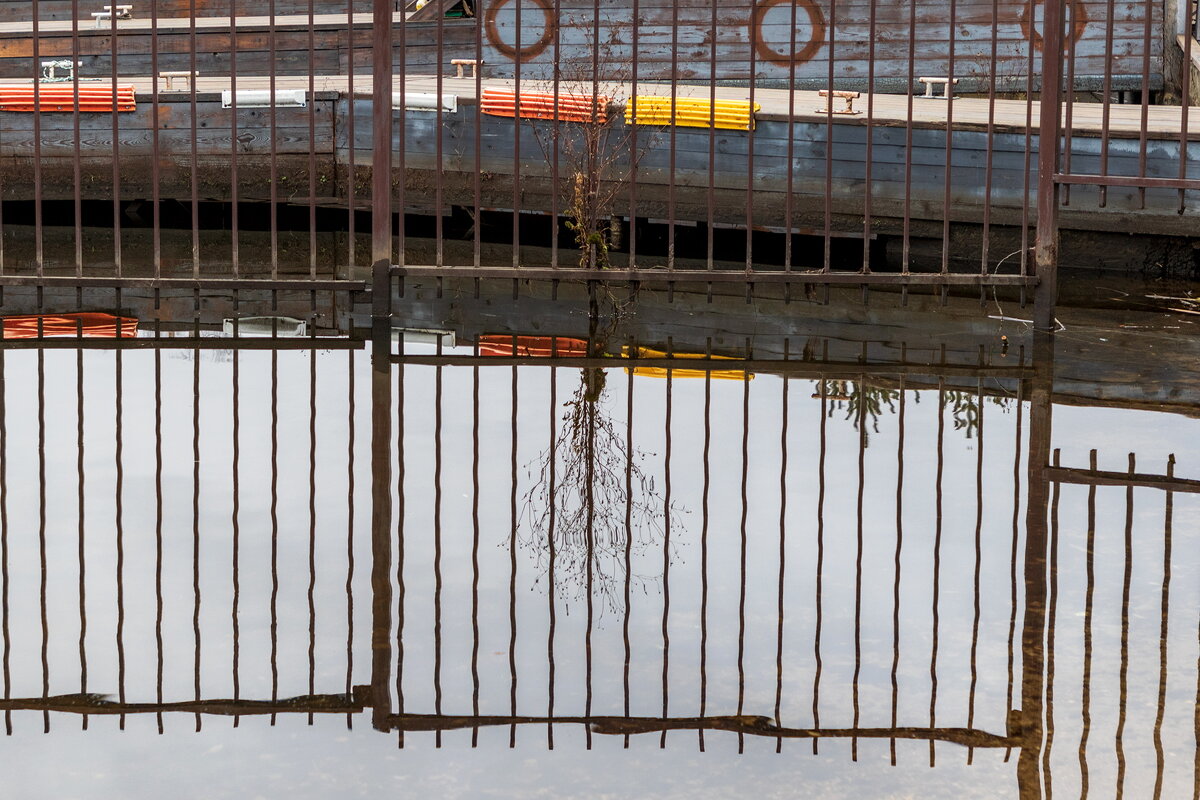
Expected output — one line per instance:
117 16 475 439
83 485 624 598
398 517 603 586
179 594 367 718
0 255 1196 798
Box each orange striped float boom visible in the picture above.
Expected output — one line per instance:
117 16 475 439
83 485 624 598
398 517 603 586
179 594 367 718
0 312 138 338
0 85 137 112
477 334 590 358
481 88 608 124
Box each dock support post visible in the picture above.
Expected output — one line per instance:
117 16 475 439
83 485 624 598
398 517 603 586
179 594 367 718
1033 0 1065 332
369 0 395 734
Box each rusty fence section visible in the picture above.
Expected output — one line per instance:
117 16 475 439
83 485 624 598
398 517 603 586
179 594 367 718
0 0 1193 326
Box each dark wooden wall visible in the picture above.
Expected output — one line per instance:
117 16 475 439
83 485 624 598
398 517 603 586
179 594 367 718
0 0 1164 87
471 0 1164 89
335 95 1197 236
0 1 397 20
0 19 476 78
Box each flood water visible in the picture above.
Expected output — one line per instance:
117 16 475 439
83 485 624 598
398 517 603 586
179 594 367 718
0 274 1197 799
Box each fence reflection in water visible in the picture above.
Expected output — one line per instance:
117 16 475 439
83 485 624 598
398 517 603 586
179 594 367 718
0 328 1194 797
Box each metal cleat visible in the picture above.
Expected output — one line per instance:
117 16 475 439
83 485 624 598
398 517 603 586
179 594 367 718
40 59 76 82
816 89 861 115
450 58 482 79
917 77 959 100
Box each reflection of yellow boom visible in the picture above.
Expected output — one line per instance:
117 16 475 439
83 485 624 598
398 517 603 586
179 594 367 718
621 346 752 381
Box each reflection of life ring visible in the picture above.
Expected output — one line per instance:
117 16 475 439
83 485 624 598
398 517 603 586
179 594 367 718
484 0 556 61
751 0 827 66
1020 0 1088 52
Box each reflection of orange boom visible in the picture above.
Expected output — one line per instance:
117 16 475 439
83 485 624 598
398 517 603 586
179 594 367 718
622 346 751 381
0 312 138 339
477 335 589 358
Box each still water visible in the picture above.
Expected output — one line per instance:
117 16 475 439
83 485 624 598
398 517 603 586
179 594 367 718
0 282 1196 799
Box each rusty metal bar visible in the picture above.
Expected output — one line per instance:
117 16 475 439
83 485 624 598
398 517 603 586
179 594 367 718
372 0 394 269
389 353 1029 378
1044 465 1200 493
390 267 1037 286
1033 0 1066 331
0 277 367 290
0 693 367 716
1054 174 1200 190
370 321 394 732
381 713 1016 748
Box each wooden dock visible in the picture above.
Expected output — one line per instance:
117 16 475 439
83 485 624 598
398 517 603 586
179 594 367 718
1 72 1196 254
0 0 1166 89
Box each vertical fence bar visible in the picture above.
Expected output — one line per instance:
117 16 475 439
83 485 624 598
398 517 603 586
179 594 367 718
545 364 557 750
347 0 358 272
1078 449 1097 792
901 0 917 294
890 378 906 765
230 1 241 278
1098 0 1116 208
775 357 789 752
1040 449 1061 786
812 375 826 754
153 346 163 735
1033 0 1065 331
37 350 47 733
32 1 43 278
852 380 866 761
659 363 672 748
968 380 985 763
1115 453 1135 795
395 346 406 745
114 350 126 729
626 359 637 749
269 0 280 281
697 353 709 750
507 361 518 747
346 350 356 730
78 348 88 730
1151 456 1174 798
309 0 319 277
192 345 202 732
232 346 242 722
0 351 7 736
270 353 280 723
72 0 82 278
1179 0 1194 214
471 364 480 746
929 380 945 767
396 2 408 272
939 0 958 293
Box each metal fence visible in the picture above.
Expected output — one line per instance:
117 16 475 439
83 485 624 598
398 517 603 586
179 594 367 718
0 0 1196 328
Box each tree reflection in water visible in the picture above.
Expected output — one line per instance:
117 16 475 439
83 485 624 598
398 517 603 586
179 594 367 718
518 367 685 615
816 379 1014 442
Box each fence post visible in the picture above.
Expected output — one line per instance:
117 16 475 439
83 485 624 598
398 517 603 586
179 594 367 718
1033 0 1065 331
1016 331 1055 800
371 0 394 274
369 0 395 733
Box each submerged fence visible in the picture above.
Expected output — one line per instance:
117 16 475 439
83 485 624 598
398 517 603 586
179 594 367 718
0 0 1195 328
